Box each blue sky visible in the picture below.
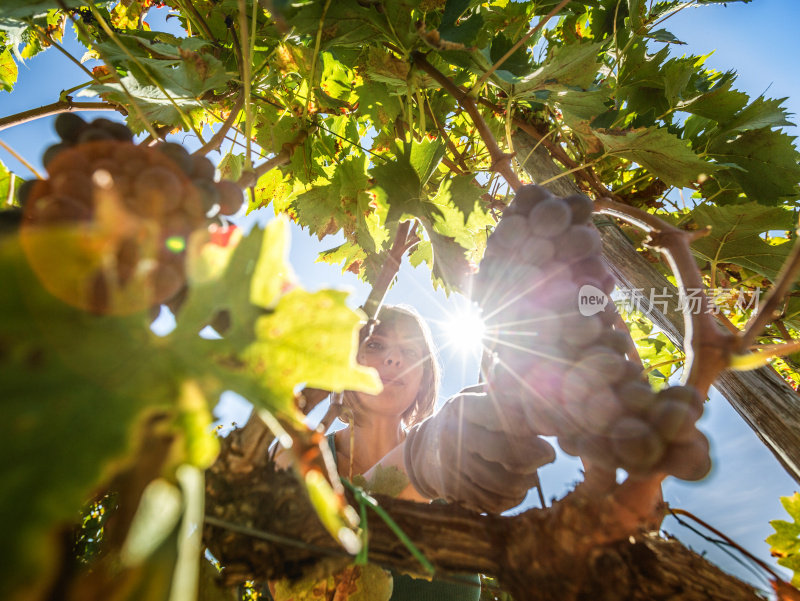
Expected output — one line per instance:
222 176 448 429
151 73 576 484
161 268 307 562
2 0 799 592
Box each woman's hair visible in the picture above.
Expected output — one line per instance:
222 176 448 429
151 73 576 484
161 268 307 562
345 304 440 428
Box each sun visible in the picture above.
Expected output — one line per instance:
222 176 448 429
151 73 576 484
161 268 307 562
441 302 486 356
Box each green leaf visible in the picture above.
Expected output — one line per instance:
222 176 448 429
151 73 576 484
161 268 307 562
243 288 381 401
0 159 22 207
250 217 295 309
594 127 720 187
371 138 445 226
0 234 187 599
707 128 800 205
439 0 484 46
721 96 794 134
768 493 800 586
0 46 17 91
687 203 797 282
354 79 403 127
515 42 603 94
677 76 748 123
0 0 81 19
643 29 684 44
489 32 531 78
219 153 245 182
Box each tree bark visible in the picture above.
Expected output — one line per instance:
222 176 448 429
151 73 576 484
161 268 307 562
203 427 763 601
512 130 800 486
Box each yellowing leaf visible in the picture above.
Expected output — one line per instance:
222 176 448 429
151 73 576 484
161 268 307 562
244 288 381 398
250 217 295 309
0 47 17 92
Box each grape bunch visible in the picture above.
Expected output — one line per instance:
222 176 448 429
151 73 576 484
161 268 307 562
473 185 710 481
18 114 245 315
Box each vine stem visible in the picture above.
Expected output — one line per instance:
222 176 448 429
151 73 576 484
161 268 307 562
468 0 572 96
740 232 800 350
413 53 522 191
730 339 800 372
192 95 245 156
305 0 332 120
595 196 733 395
0 100 121 132
237 127 313 188
237 0 254 170
668 507 784 582
0 139 44 179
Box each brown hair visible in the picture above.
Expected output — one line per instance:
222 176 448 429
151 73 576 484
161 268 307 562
345 304 440 428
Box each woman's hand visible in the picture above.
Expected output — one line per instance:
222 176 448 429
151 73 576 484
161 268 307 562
404 391 556 513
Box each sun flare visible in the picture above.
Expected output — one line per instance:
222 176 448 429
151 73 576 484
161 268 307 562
442 304 486 355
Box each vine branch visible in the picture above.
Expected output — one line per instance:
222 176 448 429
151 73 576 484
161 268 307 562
740 231 800 350
412 53 522 191
595 196 733 395
192 95 245 156
0 100 123 132
469 0 572 95
237 127 313 188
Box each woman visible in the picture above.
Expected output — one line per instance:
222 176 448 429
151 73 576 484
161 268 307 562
272 304 482 600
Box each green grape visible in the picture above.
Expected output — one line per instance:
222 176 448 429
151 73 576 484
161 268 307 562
528 197 571 238
563 193 594 225
54 112 87 143
610 416 664 472
566 385 622 434
216 180 244 215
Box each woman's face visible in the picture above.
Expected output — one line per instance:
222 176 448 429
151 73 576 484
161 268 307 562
355 323 426 419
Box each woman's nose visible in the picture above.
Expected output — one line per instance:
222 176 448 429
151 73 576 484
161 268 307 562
383 348 401 366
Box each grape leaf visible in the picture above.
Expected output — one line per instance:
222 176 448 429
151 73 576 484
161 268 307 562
707 128 800 205
686 203 796 282
767 492 800 586
439 0 484 46
514 42 603 94
0 0 82 19
0 159 22 207
0 233 203 599
677 76 748 123
594 127 721 188
250 218 296 310
0 46 17 92
243 288 381 400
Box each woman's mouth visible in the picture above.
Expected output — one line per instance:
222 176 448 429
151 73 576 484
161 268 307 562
381 376 403 386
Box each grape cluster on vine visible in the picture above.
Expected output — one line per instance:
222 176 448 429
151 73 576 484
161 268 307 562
17 114 244 315
474 185 710 481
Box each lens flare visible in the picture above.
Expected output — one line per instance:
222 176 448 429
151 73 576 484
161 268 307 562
442 304 486 355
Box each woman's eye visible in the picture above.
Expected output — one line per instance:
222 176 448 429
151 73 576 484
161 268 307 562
403 349 419 358
366 340 382 350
